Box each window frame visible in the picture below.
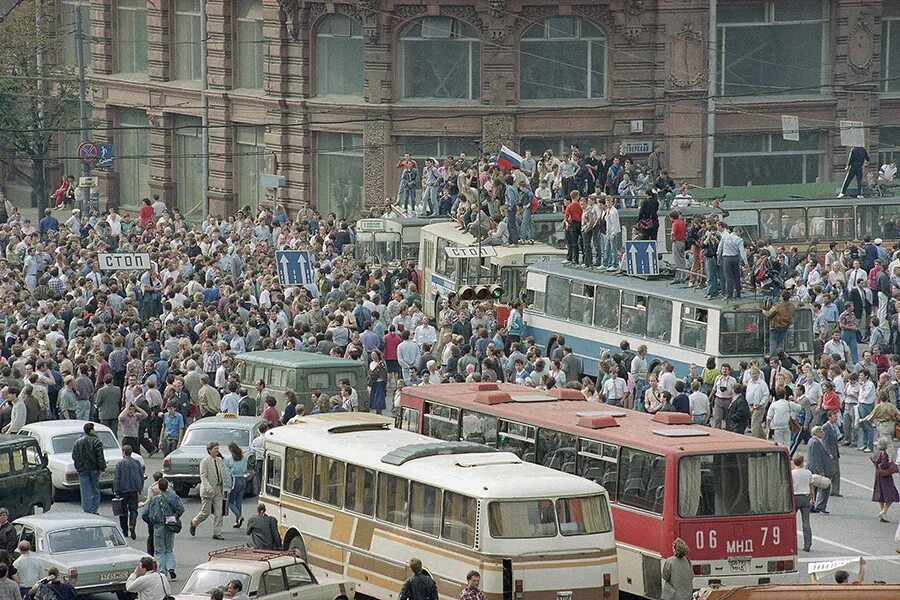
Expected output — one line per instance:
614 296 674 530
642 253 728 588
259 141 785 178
714 133 824 187
264 452 282 497
375 473 409 526
313 455 346 508
577 438 619 499
115 0 148 74
719 311 765 357
616 447 666 515
679 305 709 351
284 447 313 498
344 463 376 517
171 0 203 81
409 481 443 538
398 17 481 101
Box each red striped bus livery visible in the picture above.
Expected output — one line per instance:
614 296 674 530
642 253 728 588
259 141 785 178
397 383 797 598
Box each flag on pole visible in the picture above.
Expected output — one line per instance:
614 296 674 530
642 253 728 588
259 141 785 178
497 146 523 173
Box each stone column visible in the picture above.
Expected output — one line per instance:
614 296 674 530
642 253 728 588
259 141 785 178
147 0 170 82
208 100 235 217
363 115 390 211
148 111 175 206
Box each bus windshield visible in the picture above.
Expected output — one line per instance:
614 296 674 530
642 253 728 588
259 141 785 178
678 452 791 518
488 495 612 538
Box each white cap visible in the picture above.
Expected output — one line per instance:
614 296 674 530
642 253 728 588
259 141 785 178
875 238 883 245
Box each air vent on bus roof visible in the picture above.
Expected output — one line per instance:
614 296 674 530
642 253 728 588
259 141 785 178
381 442 495 466
651 412 693 425
577 415 619 430
472 383 501 392
509 393 558 403
474 391 513 405
455 454 522 468
327 423 391 434
576 410 628 418
652 428 710 438
547 388 586 401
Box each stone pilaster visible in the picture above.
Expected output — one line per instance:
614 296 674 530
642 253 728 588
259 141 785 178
208 98 235 217
363 114 390 210
148 111 175 207
89 0 113 75
482 115 516 154
208 0 233 91
147 0 170 82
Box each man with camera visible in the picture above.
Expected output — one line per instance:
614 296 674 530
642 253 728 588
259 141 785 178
125 557 172 600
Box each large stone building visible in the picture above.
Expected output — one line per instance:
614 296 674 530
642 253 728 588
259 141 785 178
54 0 900 217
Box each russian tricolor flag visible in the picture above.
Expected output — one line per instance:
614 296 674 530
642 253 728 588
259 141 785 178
497 145 523 173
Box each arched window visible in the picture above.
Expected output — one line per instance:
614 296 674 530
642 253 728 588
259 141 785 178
399 17 480 100
316 14 364 96
520 17 606 100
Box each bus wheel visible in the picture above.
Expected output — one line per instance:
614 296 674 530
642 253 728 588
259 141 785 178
288 534 308 561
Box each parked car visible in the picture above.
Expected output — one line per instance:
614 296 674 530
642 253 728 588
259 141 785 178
18 421 145 497
14 512 148 599
162 414 264 498
176 547 355 600
0 434 53 519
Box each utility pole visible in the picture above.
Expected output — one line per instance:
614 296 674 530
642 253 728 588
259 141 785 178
200 0 209 218
35 0 46 214
74 0 90 213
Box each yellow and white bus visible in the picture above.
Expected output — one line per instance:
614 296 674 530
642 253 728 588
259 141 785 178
261 413 618 600
418 221 566 318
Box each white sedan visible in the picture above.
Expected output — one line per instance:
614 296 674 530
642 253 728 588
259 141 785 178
18 421 145 495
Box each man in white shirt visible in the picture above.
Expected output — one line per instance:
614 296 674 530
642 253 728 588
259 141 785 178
688 380 709 425
601 371 628 407
658 363 678 396
856 370 876 452
766 390 801 447
671 184 695 207
744 367 770 436
413 317 438 347
822 330 850 363
791 455 814 552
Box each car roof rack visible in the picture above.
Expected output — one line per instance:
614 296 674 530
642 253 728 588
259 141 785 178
208 546 298 566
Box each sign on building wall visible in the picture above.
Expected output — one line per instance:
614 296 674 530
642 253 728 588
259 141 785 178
625 142 652 154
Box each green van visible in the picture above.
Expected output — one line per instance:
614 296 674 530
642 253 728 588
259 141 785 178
0 435 53 519
234 351 370 415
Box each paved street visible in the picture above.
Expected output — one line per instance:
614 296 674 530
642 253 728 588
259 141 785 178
793 445 900 584
48 454 262 597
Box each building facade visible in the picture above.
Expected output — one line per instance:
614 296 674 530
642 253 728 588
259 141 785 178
58 0 900 217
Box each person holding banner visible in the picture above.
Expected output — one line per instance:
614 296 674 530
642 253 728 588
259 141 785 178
810 556 865 584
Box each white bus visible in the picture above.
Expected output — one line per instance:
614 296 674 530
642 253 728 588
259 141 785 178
261 413 618 600
418 221 566 318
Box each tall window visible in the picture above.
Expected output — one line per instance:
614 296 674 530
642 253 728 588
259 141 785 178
173 0 202 81
235 125 266 213
315 132 363 219
399 17 480 100
883 2 900 93
174 115 204 216
60 0 91 69
520 137 609 158
116 108 149 210
716 1 827 97
878 127 900 165
520 17 606 100
235 0 264 89
117 0 148 74
714 132 824 186
315 14 363 96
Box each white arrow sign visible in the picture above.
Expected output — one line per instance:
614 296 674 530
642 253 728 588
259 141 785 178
279 254 291 284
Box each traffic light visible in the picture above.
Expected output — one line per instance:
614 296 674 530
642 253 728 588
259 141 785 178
458 285 504 301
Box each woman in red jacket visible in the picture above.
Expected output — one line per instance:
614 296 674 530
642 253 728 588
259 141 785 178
138 198 155 229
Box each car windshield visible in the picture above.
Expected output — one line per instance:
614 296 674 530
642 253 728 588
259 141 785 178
51 432 119 454
181 570 251 596
48 526 128 553
183 427 250 448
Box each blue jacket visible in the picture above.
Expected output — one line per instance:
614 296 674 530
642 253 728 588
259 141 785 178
114 456 144 495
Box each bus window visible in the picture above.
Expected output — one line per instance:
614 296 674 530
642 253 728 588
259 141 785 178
498 421 536 461
679 452 791 517
569 283 594 325
398 407 419 432
593 286 620 330
307 372 329 390
442 492 476 547
857 204 900 240
345 464 375 517
423 239 435 271
646 297 672 342
488 500 558 538
545 276 570 319
461 410 497 446
760 208 805 241
409 482 442 537
536 429 577 473
499 266 521 304
808 207 854 240
423 402 460 441
435 237 458 280
577 439 618 498
786 308 814 355
720 312 764 356
269 368 285 388
265 453 282 497
679 306 708 350
284 448 313 497
617 448 665 514
313 456 345 508
620 293 647 337
376 474 409 526
557 495 613 536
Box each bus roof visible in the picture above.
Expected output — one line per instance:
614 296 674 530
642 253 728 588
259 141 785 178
421 221 566 261
235 351 363 370
402 383 786 455
528 260 767 309
267 413 605 499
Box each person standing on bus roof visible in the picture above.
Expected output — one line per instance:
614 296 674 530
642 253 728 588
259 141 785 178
762 291 797 356
398 558 438 600
838 144 869 199
564 191 583 264
661 538 693 600
716 223 747 300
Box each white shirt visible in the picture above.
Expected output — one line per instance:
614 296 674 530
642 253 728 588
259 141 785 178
823 339 849 358
792 467 813 495
745 378 769 407
688 391 709 416
766 398 800 429
858 380 876 405
603 377 626 400
658 371 677 395
126 572 171 600
671 193 695 207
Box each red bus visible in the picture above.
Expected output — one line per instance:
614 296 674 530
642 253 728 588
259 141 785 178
397 383 797 599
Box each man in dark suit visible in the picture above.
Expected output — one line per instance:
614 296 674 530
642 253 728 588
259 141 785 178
822 410 842 497
806 426 834 514
849 278 873 336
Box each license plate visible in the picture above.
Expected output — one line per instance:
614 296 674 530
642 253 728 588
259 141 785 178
729 559 749 573
99 571 129 582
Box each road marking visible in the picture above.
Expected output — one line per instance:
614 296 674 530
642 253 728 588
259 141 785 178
797 531 900 566
797 555 900 563
839 477 871 491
